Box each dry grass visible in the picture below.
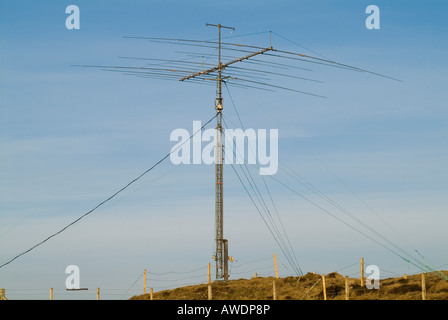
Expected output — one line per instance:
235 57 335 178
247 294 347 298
130 270 448 300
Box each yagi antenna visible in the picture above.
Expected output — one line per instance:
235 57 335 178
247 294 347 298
73 23 401 282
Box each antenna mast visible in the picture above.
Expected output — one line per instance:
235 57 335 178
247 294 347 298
206 23 234 281
179 23 272 280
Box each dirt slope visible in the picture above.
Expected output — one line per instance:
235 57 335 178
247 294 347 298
130 271 448 300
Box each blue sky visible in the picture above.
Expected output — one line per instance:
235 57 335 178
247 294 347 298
1 1 447 299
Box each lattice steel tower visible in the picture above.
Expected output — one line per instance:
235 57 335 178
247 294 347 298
210 23 231 281
180 23 274 280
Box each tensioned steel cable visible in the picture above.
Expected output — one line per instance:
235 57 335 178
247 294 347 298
223 132 303 277
222 76 440 278
221 97 434 275
269 175 434 274
223 83 303 276
291 156 441 275
0 114 218 270
227 157 302 277
278 164 445 277
282 161 446 278
121 271 145 299
221 115 300 274
219 118 299 276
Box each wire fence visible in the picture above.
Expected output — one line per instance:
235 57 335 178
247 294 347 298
3 256 445 300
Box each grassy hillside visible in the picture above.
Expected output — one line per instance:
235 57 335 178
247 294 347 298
130 271 448 300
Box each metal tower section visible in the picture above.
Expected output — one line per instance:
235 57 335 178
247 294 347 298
209 23 232 281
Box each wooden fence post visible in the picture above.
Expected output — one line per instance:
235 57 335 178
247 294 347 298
97 288 100 300
421 273 426 300
322 275 327 300
360 257 364 287
50 288 53 300
0 289 7 300
208 284 212 300
207 262 212 300
273 280 277 300
150 288 154 300
144 269 147 294
345 276 349 300
273 253 279 279
208 263 211 284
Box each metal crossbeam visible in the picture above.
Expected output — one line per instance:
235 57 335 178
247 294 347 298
179 47 273 82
